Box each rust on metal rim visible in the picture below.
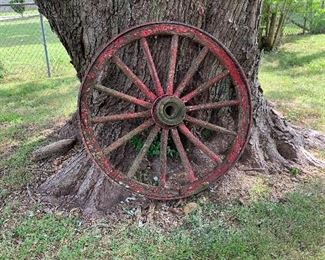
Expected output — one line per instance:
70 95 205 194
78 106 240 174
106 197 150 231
78 22 253 200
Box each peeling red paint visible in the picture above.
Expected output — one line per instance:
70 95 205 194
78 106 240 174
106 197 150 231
78 22 252 200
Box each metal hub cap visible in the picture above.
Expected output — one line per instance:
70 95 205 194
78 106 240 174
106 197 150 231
154 96 186 127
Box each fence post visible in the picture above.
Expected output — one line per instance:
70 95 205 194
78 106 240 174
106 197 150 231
39 11 51 77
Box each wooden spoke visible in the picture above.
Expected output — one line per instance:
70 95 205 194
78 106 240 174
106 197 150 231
160 129 169 186
94 84 152 108
178 124 222 164
181 71 229 103
104 120 154 154
140 38 164 96
91 111 150 124
166 35 179 95
112 55 157 102
171 128 197 182
187 100 240 112
185 115 237 136
174 46 209 97
127 126 161 178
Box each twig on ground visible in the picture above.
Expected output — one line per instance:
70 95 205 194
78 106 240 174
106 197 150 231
243 168 266 172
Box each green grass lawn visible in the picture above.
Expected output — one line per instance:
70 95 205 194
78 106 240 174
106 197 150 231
0 32 324 259
0 180 324 259
260 34 325 132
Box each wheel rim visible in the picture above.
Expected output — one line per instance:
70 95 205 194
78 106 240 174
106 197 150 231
79 22 252 200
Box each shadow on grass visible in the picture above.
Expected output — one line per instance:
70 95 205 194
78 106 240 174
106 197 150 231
262 50 325 77
282 34 317 44
265 88 323 103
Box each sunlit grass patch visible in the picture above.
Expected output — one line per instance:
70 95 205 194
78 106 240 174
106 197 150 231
260 34 325 132
249 176 271 201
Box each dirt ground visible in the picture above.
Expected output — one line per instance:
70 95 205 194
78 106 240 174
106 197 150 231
3 131 322 232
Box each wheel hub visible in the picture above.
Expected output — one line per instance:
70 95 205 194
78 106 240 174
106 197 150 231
153 96 186 127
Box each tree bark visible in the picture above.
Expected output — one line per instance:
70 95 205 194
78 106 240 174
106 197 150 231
265 11 278 50
34 0 324 217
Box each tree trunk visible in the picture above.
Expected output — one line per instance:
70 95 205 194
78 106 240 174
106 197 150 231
303 16 307 34
34 0 324 217
265 11 278 50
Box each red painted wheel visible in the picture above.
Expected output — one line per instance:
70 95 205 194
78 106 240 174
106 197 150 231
79 22 252 200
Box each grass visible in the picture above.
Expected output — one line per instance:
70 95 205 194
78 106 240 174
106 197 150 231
0 75 78 193
0 15 78 194
0 180 324 259
283 23 304 36
0 15 74 78
0 26 324 258
116 183 324 259
260 34 325 132
131 134 179 158
0 9 39 17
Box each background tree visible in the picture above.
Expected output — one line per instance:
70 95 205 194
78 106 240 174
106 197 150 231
260 0 325 50
260 0 297 50
291 0 325 34
33 0 324 217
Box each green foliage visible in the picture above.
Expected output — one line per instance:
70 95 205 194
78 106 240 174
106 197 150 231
294 0 325 33
130 135 144 151
261 0 325 50
131 134 178 158
310 7 325 33
167 144 178 158
149 136 161 156
130 135 160 157
260 0 298 50
290 167 302 176
9 0 25 17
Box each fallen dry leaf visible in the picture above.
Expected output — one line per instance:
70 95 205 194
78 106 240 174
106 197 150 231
183 202 199 215
168 207 183 215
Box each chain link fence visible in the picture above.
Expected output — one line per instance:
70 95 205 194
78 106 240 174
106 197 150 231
283 11 315 36
1 2 313 81
283 22 304 36
0 2 74 79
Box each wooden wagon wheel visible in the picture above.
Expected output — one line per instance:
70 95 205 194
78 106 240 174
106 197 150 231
79 22 252 200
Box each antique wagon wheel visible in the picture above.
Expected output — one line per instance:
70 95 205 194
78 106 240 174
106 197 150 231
79 22 252 200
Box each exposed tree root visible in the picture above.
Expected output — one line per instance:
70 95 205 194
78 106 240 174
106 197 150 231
39 150 130 218
31 138 76 161
32 0 324 218
37 112 325 217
